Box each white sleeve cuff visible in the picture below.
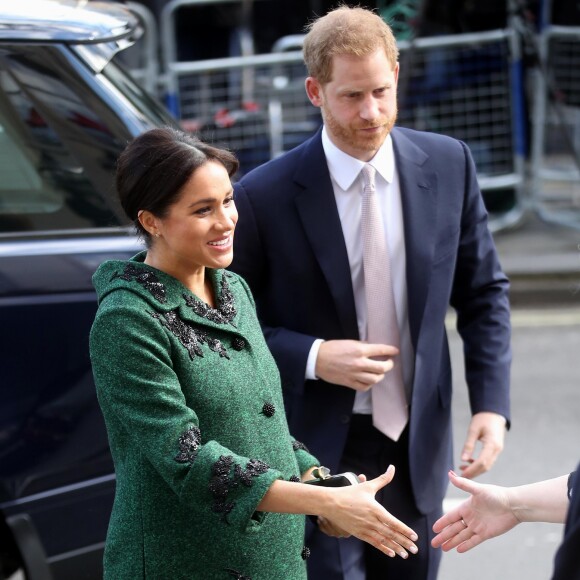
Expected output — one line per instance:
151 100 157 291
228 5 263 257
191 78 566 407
305 339 324 380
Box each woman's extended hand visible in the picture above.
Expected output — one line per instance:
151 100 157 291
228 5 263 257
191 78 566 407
319 465 419 559
317 474 367 539
431 470 519 553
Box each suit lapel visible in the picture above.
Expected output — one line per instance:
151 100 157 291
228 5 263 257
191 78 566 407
392 128 437 348
293 133 359 339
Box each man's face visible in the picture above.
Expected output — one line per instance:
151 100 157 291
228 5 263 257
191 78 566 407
306 49 399 162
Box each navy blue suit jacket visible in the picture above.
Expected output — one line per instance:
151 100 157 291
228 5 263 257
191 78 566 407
231 126 511 514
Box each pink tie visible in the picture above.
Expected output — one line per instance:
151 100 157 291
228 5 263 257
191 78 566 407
361 164 408 441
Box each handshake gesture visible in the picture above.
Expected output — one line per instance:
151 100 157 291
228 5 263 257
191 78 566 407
315 465 419 559
259 464 419 560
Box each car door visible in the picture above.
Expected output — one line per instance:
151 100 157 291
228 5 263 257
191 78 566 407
0 41 170 578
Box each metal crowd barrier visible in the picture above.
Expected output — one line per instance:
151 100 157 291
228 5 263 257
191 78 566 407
163 50 312 172
160 0 258 119
395 29 527 232
157 22 526 232
531 25 580 230
397 30 525 206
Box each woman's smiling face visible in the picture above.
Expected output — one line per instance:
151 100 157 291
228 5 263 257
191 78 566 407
149 160 238 275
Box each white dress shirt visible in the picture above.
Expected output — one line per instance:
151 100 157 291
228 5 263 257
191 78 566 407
305 127 414 414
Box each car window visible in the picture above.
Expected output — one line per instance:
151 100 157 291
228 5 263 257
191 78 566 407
105 57 177 129
0 72 93 229
0 45 128 236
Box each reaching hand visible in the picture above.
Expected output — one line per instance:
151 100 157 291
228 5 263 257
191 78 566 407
317 515 351 539
431 470 520 553
459 412 506 478
315 339 399 391
319 465 419 559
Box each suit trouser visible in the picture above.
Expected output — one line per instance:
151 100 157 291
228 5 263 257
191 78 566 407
306 415 442 580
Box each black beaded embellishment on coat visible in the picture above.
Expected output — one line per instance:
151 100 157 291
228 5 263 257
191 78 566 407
150 311 229 360
174 426 202 464
231 337 246 351
183 272 237 326
112 264 167 303
261 402 275 417
292 440 310 454
225 569 251 580
209 455 269 522
301 546 311 560
289 475 301 483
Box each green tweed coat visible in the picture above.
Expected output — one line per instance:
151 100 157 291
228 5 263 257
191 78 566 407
90 252 319 580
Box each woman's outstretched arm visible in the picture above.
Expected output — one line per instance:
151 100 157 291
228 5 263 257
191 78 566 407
431 469 569 553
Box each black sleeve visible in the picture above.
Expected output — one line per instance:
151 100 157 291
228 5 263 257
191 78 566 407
568 471 576 501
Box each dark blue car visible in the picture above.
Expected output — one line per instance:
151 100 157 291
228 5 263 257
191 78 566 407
0 2 174 577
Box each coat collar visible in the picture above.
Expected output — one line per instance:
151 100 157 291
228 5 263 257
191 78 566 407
93 252 241 331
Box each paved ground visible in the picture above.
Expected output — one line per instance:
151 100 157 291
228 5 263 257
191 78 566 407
439 306 580 580
492 213 580 306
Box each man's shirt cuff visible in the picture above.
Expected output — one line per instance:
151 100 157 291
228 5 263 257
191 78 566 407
305 339 324 380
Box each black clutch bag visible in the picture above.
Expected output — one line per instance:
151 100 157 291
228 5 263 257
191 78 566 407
304 466 361 487
304 467 361 524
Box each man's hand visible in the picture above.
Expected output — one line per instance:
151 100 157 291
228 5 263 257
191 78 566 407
315 339 399 391
459 412 507 478
318 515 352 538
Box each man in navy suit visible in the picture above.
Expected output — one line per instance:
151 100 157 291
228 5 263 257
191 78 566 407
230 6 511 579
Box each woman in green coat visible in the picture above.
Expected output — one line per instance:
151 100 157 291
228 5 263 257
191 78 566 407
89 127 418 579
